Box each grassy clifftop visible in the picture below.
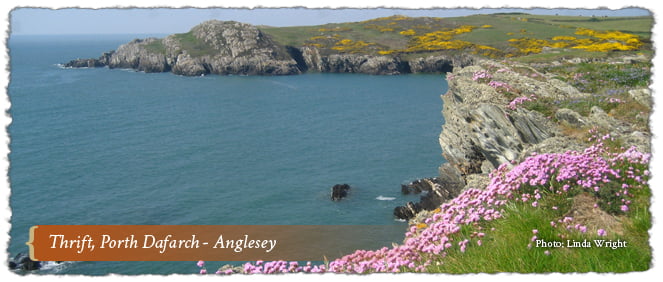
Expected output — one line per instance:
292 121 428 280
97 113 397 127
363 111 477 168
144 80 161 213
259 13 652 60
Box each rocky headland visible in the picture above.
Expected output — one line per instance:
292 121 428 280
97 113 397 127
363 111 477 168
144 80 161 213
396 57 651 221
63 20 474 76
63 19 652 225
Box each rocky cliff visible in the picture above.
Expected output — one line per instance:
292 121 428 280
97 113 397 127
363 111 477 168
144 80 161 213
397 58 651 221
64 20 475 76
65 20 301 76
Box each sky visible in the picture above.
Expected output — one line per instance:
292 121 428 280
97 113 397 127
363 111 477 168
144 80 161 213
9 7 652 35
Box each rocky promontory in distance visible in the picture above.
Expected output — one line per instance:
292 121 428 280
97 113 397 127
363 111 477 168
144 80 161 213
64 13 652 76
64 15 505 76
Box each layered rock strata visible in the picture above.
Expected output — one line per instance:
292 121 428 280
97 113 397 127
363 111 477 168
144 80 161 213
400 59 650 221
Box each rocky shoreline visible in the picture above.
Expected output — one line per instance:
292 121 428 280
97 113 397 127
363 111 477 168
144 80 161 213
63 20 475 76
63 19 651 224
395 57 651 222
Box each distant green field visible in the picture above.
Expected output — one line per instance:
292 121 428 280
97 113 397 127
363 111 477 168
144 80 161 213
156 13 653 61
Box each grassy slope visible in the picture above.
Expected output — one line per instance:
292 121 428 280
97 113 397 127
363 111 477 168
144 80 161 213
145 14 652 61
259 14 652 58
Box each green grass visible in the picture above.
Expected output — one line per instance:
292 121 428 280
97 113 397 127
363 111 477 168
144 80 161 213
427 191 651 273
511 49 611 63
139 13 653 63
522 15 653 39
144 39 167 54
171 32 217 57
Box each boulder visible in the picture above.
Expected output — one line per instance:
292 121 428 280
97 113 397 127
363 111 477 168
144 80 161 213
331 184 351 201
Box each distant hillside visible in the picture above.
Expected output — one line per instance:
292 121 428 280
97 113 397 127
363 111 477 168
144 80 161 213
64 14 653 76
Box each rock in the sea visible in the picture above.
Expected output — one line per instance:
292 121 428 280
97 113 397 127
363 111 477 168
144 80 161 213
331 184 351 201
393 202 422 219
394 165 464 220
9 253 41 271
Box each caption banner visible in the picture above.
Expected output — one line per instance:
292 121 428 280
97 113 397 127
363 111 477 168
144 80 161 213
27 225 403 261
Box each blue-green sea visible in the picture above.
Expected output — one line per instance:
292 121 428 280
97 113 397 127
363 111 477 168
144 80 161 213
7 34 447 274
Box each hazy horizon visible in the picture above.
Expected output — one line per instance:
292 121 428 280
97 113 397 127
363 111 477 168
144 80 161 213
10 7 652 36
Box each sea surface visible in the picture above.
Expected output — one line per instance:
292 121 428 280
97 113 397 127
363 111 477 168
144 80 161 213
7 34 448 274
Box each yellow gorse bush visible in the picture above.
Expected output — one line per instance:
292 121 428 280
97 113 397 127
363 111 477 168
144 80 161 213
331 38 376 53
509 27 643 54
399 29 417 36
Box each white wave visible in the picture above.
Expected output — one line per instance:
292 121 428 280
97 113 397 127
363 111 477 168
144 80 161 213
38 261 74 273
375 195 396 201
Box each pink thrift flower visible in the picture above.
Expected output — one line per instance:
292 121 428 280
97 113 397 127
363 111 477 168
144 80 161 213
196 260 205 268
532 229 539 234
598 229 607 237
199 269 207 274
544 250 551 256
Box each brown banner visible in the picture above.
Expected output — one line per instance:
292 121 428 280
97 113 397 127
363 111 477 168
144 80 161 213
26 225 404 261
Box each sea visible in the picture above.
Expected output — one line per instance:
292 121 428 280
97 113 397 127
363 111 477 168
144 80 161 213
6 34 448 275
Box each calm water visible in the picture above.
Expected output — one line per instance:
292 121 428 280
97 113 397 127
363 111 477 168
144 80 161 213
7 34 447 274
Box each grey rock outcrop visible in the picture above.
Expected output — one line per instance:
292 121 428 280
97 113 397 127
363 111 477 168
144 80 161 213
629 88 652 109
408 55 476 73
299 46 408 75
65 20 301 76
437 60 584 176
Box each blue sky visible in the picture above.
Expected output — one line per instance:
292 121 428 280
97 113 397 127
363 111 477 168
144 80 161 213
10 7 652 35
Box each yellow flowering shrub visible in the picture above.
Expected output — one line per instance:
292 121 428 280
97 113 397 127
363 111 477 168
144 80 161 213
572 28 642 52
509 28 643 54
331 39 376 53
399 29 417 36
552 36 577 41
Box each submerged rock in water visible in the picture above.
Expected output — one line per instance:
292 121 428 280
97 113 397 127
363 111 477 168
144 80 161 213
331 184 351 201
9 253 42 271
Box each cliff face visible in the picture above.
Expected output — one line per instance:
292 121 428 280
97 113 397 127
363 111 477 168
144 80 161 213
64 20 476 76
398 58 652 221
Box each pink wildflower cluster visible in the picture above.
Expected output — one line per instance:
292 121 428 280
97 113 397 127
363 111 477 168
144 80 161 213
472 70 493 81
243 260 325 274
606 97 625 104
507 95 536 110
198 132 649 274
487 80 513 90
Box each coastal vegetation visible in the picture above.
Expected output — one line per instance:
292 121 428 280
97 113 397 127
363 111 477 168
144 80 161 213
192 13 652 272
261 13 651 60
62 13 652 272
198 129 651 273
66 13 653 76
